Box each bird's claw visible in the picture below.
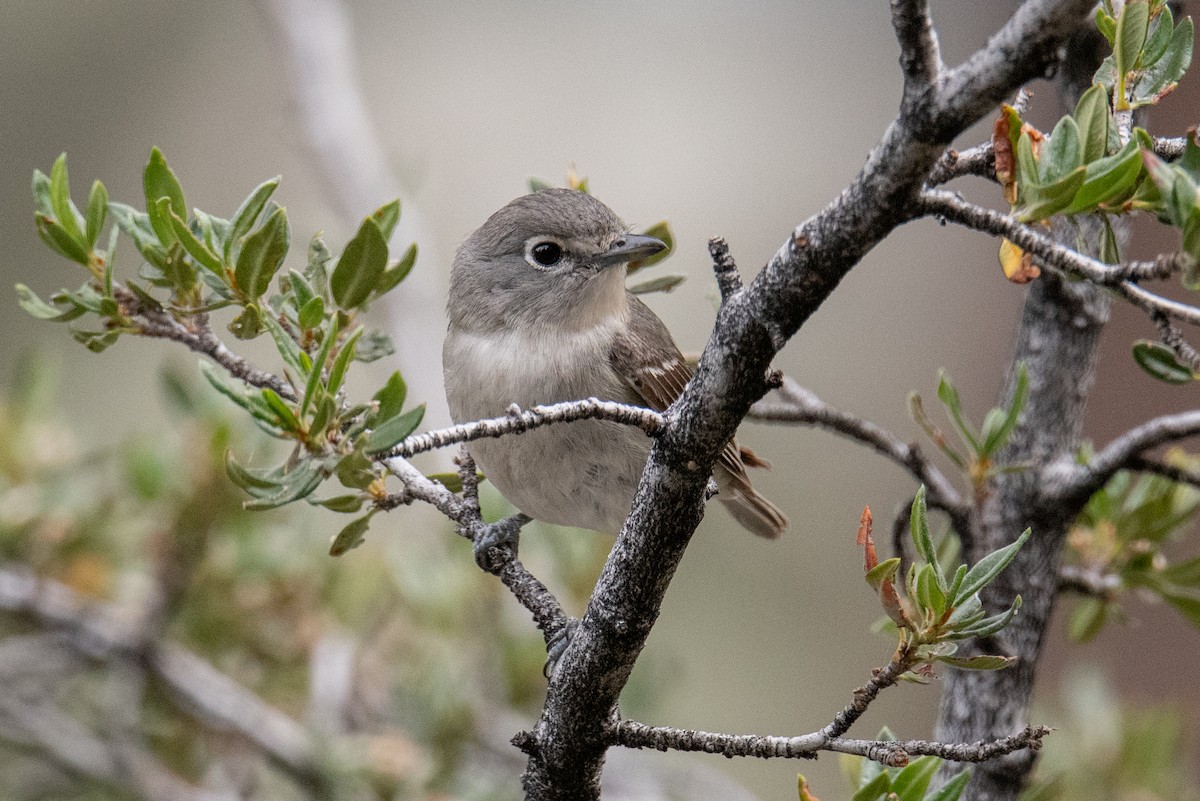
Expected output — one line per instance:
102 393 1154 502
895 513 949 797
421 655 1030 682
471 513 530 572
544 618 580 679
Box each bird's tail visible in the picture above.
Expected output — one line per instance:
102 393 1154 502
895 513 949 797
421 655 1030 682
718 484 788 539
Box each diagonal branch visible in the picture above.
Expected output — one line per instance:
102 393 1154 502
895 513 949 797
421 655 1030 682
381 456 570 643
527 2 1099 796
749 377 968 527
919 190 1200 323
1049 410 1200 506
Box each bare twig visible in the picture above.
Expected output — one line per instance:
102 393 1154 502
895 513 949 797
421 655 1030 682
118 288 297 400
709 236 744 301
380 456 570 642
1050 410 1200 506
1128 454 1200 489
610 719 1049 769
927 141 996 187
919 190 1200 326
749 377 968 529
381 399 665 460
1057 564 1122 598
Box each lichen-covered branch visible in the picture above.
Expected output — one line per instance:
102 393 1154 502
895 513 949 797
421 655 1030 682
381 399 664 460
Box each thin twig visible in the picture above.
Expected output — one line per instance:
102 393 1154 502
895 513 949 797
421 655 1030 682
1049 410 1200 506
610 719 1050 768
1057 564 1122 598
919 190 1200 327
380 399 665 460
749 377 968 528
380 455 569 642
1128 454 1200 489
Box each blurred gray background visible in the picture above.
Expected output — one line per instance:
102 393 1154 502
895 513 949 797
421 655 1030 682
2 1 1197 797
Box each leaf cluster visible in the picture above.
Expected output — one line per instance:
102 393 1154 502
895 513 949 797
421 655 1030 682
859 490 1028 679
1065 450 1200 641
910 364 1029 492
21 150 428 551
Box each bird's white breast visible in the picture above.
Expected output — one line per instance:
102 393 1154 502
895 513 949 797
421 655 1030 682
443 319 650 532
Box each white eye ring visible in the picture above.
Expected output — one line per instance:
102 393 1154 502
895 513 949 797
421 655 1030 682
524 237 566 271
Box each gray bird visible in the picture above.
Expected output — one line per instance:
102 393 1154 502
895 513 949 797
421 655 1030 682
443 188 787 540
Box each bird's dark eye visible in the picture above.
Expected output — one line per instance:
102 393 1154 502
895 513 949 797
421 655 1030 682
530 241 563 266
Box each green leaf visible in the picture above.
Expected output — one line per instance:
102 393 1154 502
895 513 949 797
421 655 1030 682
865 557 902 593
1096 7 1117 47
373 242 417 298
261 388 302 432
325 325 363 398
1115 0 1151 108
335 447 377 490
301 316 340 417
225 176 280 263
1141 9 1176 67
32 169 53 217
955 528 1031 603
936 370 980 453
332 217 388 309
225 451 285 492
298 295 325 330
15 284 85 321
85 180 108 249
306 234 333 300
329 512 375 556
48 153 86 247
1068 596 1110 642
143 147 186 246
1132 340 1195 383
311 494 366 513
109 202 169 269
850 771 891 801
916 563 947 616
627 220 675 273
167 206 224 276
1041 116 1083 182
890 755 940 801
909 487 946 591
1134 15 1193 105
355 328 395 363
235 206 290 299
1160 556 1200 586
982 363 1028 455
935 654 1017 670
371 198 401 240
243 462 325 510
425 471 485 494
372 371 408 424
1063 138 1143 215
1159 585 1200 627
926 770 971 801
365 403 426 455
228 304 264 340
629 274 687 295
35 214 91 265
946 595 1022 640
1072 84 1110 164
1017 130 1041 199
1018 166 1088 221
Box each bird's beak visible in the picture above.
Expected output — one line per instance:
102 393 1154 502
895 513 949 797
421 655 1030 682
595 233 668 268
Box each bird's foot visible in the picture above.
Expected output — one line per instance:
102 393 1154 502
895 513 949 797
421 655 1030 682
471 513 531 572
544 617 580 679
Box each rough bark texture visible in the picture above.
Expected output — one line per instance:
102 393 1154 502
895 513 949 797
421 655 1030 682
934 21 1126 800
520 2 1098 798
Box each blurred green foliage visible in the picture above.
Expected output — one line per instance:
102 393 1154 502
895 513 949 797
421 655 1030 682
0 353 615 801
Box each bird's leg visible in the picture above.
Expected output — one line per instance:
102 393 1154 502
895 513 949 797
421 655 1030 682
470 512 531 572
